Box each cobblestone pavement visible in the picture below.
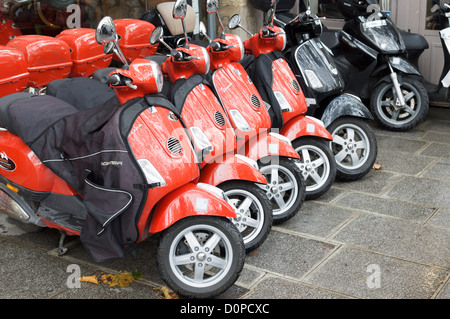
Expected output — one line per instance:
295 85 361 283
0 107 449 302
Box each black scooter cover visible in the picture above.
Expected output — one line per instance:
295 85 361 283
6 93 163 262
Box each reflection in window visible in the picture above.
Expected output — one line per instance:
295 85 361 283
306 0 390 19
426 0 450 30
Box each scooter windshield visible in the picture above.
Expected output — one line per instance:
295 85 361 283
294 39 344 95
358 16 405 54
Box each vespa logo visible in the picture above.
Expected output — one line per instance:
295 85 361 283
0 151 16 171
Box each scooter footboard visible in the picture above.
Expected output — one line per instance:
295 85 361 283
148 183 236 234
280 115 333 142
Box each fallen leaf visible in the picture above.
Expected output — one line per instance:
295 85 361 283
105 271 135 288
373 162 383 170
154 286 179 299
79 275 99 285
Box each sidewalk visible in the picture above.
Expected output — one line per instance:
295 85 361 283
0 106 449 300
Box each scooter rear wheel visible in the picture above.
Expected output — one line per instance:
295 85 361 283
327 116 378 181
257 157 306 224
220 181 272 252
156 216 245 299
371 76 429 132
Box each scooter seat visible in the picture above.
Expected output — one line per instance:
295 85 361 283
398 29 429 51
47 77 119 111
0 92 35 135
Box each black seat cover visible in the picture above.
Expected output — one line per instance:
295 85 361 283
47 77 119 111
398 29 429 51
0 92 35 135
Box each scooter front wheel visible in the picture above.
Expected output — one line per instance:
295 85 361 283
371 76 429 131
327 117 378 181
292 137 336 200
257 157 306 224
156 216 245 299
220 181 272 253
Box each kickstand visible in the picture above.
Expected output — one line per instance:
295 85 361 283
58 231 68 256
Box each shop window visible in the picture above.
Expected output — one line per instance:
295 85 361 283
306 0 391 19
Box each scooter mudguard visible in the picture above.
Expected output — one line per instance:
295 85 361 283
280 115 333 142
198 154 268 187
148 182 236 234
238 131 300 162
320 93 373 128
389 56 421 76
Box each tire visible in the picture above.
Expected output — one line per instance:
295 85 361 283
156 216 245 299
370 76 429 131
292 136 336 200
327 116 378 181
219 181 273 252
257 157 306 224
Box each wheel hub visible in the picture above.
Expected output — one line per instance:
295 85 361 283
196 252 206 261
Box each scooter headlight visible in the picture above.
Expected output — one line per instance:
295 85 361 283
197 182 227 200
304 70 323 89
137 159 166 187
190 126 214 154
235 154 259 170
150 60 164 93
201 46 210 74
229 109 251 131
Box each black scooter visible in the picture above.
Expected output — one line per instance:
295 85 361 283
317 0 429 132
264 0 378 181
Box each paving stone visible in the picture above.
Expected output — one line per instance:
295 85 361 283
334 192 435 222
421 131 450 144
245 230 336 279
244 275 346 299
278 201 355 238
387 176 450 208
334 169 402 195
331 213 450 268
427 209 450 230
420 159 450 181
419 142 450 158
375 148 433 175
305 247 447 299
376 135 428 154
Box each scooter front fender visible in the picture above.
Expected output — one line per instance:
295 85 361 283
199 154 268 187
238 132 300 161
321 93 373 128
389 57 422 76
280 115 333 142
149 183 236 234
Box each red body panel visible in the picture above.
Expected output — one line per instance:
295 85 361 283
114 19 158 63
0 131 77 195
208 34 244 70
212 63 271 147
280 115 333 142
198 154 268 186
162 45 210 83
244 26 286 58
7 35 72 87
111 59 162 104
180 84 236 166
0 45 29 98
0 19 22 46
56 28 113 77
271 58 308 123
128 106 201 236
148 182 236 235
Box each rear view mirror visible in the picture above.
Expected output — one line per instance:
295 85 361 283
206 0 219 14
173 0 187 20
150 26 163 45
95 16 116 44
228 14 241 30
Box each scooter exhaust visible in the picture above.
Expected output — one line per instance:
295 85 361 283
0 185 44 226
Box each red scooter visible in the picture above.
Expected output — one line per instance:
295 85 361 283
198 0 305 224
0 16 245 299
227 8 336 200
148 0 272 253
